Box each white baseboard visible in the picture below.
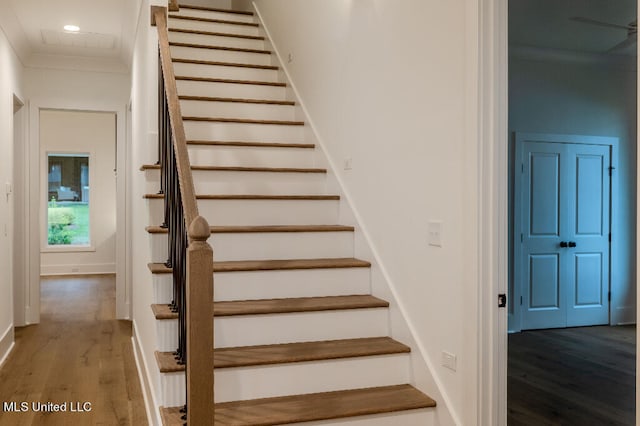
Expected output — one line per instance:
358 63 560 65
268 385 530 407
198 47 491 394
0 324 15 369
132 321 161 426
40 263 116 276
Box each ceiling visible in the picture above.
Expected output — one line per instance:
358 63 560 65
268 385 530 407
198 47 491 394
0 0 140 72
510 0 638 56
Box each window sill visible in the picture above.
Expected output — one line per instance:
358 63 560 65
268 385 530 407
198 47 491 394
42 245 96 253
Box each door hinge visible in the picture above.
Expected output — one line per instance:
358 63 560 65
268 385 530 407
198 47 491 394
609 166 615 176
520 233 523 243
498 294 507 308
520 295 523 306
609 233 611 242
608 291 611 302
521 163 524 173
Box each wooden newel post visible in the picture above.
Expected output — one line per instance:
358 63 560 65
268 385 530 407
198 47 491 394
187 215 214 425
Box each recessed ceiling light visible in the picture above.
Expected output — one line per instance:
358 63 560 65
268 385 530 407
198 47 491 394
63 25 80 33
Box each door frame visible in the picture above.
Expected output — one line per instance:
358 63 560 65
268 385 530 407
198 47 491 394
477 0 509 424
477 0 639 424
24 99 129 324
12 94 26 327
512 132 618 332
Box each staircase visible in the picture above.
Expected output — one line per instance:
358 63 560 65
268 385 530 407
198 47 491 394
144 4 436 425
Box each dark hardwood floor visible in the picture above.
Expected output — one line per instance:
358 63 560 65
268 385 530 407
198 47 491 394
0 275 147 426
508 325 636 426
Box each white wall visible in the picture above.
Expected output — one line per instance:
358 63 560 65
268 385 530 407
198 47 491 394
509 55 637 327
244 1 480 424
39 110 117 275
129 0 164 423
0 18 25 363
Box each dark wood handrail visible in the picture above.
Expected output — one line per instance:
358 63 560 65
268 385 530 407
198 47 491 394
152 6 214 425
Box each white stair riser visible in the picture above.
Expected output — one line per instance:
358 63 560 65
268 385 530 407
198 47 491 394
170 45 273 66
169 31 264 50
144 169 326 195
169 18 260 37
187 145 314 168
192 170 325 195
146 198 340 226
180 100 295 121
148 231 354 262
174 9 256 24
154 308 389 350
152 267 371 303
161 354 411 406
220 354 410 402
156 308 389 352
173 62 278 81
159 372 184 408
177 80 287 101
288 410 435 426
152 275 173 305
156 319 179 353
216 309 389 347
184 121 303 143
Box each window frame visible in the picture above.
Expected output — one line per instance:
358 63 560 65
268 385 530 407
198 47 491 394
42 150 96 253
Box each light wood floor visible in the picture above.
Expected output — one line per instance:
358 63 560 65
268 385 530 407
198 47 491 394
508 325 636 426
0 275 147 426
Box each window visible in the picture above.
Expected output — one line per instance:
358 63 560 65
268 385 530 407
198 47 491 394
47 153 90 246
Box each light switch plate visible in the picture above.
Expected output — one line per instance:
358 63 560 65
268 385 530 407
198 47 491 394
428 221 443 247
442 351 457 371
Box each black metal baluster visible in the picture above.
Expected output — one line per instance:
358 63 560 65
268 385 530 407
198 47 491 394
157 44 192 424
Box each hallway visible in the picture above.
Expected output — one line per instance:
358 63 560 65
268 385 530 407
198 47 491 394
0 276 147 425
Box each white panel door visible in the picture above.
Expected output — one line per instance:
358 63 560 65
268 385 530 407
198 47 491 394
518 137 610 330
520 141 567 329
565 143 610 327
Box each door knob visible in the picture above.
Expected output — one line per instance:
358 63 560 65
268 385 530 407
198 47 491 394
560 241 568 248
568 241 577 248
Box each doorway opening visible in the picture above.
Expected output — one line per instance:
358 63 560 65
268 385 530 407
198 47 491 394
38 110 117 292
507 0 637 423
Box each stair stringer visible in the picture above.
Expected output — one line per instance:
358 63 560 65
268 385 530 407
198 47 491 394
251 3 459 425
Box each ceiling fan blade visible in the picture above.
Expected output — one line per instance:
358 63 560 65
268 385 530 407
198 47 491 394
608 33 637 53
571 16 633 31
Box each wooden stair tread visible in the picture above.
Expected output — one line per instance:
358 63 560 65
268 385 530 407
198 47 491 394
156 351 184 372
176 5 254 16
170 28 264 40
180 95 294 105
151 303 177 319
155 337 410 373
182 117 304 126
169 14 259 27
169 41 270 55
148 258 370 274
173 58 278 70
146 224 354 234
176 75 286 87
144 194 339 200
216 295 388 316
187 140 313 148
152 295 388 320
141 164 322 172
160 384 436 425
